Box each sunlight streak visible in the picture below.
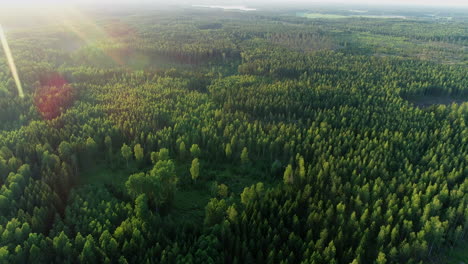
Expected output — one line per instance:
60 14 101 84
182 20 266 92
0 24 24 98
57 7 134 66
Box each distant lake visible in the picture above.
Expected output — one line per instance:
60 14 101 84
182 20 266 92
192 5 256 11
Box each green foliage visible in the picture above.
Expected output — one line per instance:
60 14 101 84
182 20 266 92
58 141 72 161
125 172 146 198
53 231 73 263
225 143 232 159
86 137 97 154
134 144 144 163
376 252 387 264
226 205 238 223
240 182 264 206
126 159 178 210
190 144 201 158
79 235 99 263
283 164 294 185
157 148 170 162
204 198 227 227
190 158 200 182
240 147 249 165
217 184 228 198
121 144 132 168
135 194 149 219
0 246 9 263
178 141 186 160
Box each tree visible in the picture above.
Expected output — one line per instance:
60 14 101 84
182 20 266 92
0 146 13 160
150 151 158 164
105 136 113 166
0 246 9 264
150 159 178 209
135 194 149 219
424 216 447 256
126 159 178 210
8 157 22 172
86 137 97 157
204 198 227 227
0 195 8 213
0 158 7 181
225 143 232 159
240 182 264 205
323 241 336 262
58 141 72 161
29 245 42 264
118 256 129 264
240 147 249 165
158 148 170 161
283 164 294 185
79 235 98 263
179 141 186 159
134 144 144 163
104 136 112 154
190 158 200 182
121 144 132 168
218 184 228 197
271 160 282 177
227 205 238 222
297 155 306 180
125 172 146 197
376 252 386 264
190 144 201 158
53 231 72 263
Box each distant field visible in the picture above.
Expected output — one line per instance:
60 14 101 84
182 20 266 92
298 12 406 19
297 12 348 19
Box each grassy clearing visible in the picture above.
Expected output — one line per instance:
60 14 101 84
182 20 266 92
172 186 212 223
78 160 140 191
78 158 278 224
204 161 277 194
172 160 278 223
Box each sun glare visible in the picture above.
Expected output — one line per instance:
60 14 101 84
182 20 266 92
0 24 24 98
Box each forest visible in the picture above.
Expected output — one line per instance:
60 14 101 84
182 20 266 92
0 4 467 264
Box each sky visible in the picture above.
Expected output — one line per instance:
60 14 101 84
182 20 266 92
254 0 467 6
2 0 468 7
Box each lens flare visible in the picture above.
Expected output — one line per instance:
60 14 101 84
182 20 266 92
0 24 24 98
56 8 139 67
35 73 75 120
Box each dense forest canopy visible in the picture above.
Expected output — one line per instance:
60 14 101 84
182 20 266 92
0 3 467 264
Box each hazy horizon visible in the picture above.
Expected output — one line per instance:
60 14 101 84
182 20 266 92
3 0 468 8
